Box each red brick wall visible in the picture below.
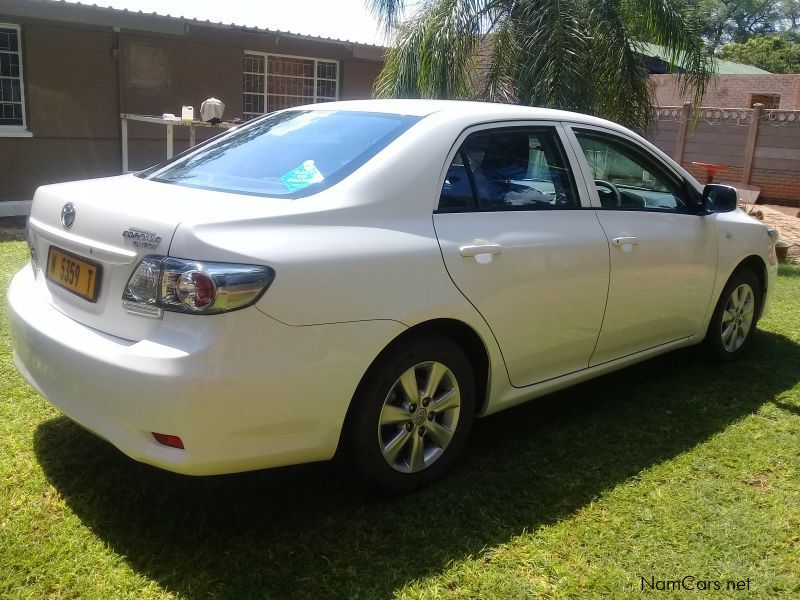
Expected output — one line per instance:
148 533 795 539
652 75 800 109
750 169 800 205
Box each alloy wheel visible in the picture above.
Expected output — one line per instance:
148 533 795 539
721 283 755 353
378 361 461 473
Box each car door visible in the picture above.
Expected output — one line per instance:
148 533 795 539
563 125 718 366
433 123 610 387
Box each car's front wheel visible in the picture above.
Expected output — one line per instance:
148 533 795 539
705 268 762 361
339 335 475 493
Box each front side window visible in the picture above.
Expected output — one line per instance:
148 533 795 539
143 110 421 198
574 130 687 211
243 53 338 120
0 24 25 129
439 127 579 211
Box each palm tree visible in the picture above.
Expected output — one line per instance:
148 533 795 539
368 0 714 132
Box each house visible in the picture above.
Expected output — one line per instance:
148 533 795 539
639 42 800 110
0 0 384 209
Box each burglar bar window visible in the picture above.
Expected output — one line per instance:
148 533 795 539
243 52 338 120
0 24 25 129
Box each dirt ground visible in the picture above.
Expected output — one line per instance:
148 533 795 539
755 205 800 263
3 206 800 260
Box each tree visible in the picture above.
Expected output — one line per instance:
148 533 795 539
368 0 713 132
700 0 799 47
719 34 800 72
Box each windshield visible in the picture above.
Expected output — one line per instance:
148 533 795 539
142 110 422 198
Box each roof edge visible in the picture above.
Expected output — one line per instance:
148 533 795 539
0 0 387 50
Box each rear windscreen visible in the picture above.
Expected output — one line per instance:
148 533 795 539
142 110 422 198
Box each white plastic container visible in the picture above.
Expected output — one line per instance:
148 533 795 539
181 105 194 121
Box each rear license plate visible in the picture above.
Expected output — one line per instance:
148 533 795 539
46 246 101 302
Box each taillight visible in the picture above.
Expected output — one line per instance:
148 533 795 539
122 256 275 318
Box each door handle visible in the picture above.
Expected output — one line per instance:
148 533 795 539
459 242 503 257
611 236 639 247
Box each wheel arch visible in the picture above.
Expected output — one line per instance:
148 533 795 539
731 254 768 317
337 318 492 454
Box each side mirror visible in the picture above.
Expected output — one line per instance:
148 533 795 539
702 183 739 213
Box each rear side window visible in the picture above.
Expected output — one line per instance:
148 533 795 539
439 127 579 211
144 110 421 198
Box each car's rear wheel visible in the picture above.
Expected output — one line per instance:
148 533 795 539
338 335 475 493
705 268 762 361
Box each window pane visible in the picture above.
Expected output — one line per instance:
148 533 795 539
243 93 264 116
146 110 421 198
243 54 264 74
575 131 685 210
0 26 24 127
439 151 478 210
0 78 21 102
317 79 337 99
243 72 264 94
268 74 314 96
456 128 578 210
0 101 22 125
267 95 313 112
243 54 265 119
317 61 337 79
245 53 339 118
0 52 19 77
268 56 314 77
0 28 18 52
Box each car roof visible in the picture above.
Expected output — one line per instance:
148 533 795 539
300 99 627 131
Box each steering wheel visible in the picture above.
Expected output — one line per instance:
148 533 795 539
594 179 622 207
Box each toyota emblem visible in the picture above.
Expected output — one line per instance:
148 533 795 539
61 203 76 229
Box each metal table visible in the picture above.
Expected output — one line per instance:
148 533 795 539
120 113 233 173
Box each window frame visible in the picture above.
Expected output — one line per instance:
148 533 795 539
242 51 339 120
0 23 31 137
434 121 593 214
562 123 702 214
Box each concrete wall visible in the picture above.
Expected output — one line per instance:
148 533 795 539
649 106 800 205
652 74 800 110
0 6 384 202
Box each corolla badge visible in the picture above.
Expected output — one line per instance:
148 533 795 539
122 228 162 249
60 203 76 230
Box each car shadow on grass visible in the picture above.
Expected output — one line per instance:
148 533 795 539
34 330 800 599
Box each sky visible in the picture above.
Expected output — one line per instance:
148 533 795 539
62 0 392 45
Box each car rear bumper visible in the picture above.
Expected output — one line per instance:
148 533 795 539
8 264 404 475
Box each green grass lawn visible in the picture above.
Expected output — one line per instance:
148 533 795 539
1 238 799 599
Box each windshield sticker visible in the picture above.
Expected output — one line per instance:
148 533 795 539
281 160 325 192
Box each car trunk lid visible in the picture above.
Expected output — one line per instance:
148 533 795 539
27 174 294 341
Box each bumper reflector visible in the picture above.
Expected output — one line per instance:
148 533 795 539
152 432 185 449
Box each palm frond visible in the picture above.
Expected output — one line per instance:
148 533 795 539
481 16 519 103
513 0 592 111
375 0 507 99
375 0 712 130
622 0 715 109
366 0 409 33
590 1 652 131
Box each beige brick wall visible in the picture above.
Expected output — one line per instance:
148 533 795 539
652 74 800 109
649 108 800 206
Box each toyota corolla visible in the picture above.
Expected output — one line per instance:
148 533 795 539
7 100 778 492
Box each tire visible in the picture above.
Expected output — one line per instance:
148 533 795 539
337 334 475 494
704 268 762 362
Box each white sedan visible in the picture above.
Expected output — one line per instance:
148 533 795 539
8 100 778 492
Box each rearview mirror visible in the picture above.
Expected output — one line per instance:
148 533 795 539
702 184 739 213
